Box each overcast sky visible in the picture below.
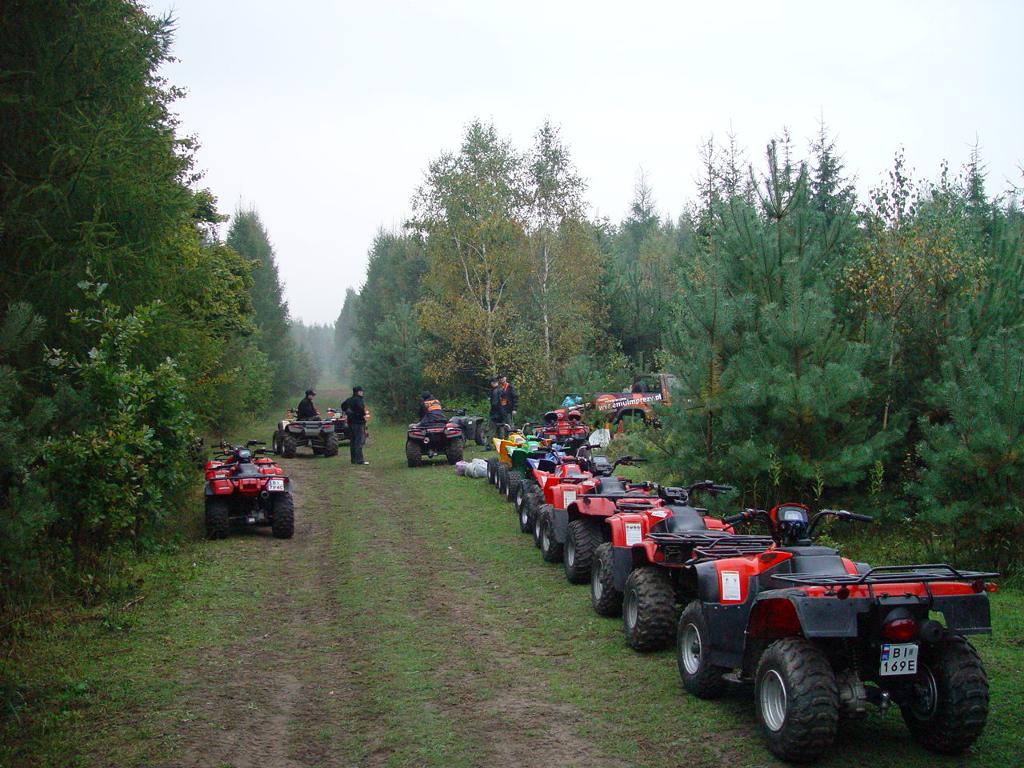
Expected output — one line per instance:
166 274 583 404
149 0 1023 325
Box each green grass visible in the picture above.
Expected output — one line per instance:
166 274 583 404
2 419 1023 767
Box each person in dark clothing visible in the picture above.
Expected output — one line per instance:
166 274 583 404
488 375 518 438
417 392 447 425
341 385 369 464
296 389 319 420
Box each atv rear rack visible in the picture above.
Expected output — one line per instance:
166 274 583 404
772 563 999 588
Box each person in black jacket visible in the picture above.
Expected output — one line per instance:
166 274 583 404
341 385 369 464
296 389 319 420
489 375 517 435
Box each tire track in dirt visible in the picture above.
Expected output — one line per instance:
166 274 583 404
169 456 384 768
358 465 623 768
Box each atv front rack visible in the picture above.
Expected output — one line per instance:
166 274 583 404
646 532 774 565
772 563 999 588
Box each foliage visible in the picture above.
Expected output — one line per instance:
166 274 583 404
353 303 425 418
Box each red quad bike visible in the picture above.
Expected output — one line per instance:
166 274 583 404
203 441 294 539
590 481 760 651
405 413 465 467
533 408 591 449
675 503 998 763
534 455 650 583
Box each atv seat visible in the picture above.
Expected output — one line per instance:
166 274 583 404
651 505 708 533
777 547 848 575
595 477 626 495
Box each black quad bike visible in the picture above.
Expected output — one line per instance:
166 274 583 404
405 415 465 467
272 412 338 458
675 502 998 762
446 408 487 446
203 441 294 539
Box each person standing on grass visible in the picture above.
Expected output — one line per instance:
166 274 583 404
341 385 369 465
489 374 518 437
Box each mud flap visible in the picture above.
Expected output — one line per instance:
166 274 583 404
933 593 992 635
552 507 568 543
611 546 633 592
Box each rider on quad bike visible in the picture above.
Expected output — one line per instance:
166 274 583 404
406 395 465 467
674 502 999 763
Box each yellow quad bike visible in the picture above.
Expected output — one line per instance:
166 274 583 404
487 427 549 501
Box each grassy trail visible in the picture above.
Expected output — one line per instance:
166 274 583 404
3 416 1023 767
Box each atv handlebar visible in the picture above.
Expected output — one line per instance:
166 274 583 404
723 508 766 526
611 455 647 469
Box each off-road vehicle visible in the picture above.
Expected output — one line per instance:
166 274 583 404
203 441 294 539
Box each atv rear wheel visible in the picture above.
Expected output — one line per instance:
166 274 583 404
405 439 423 467
204 498 230 540
563 519 601 584
486 457 499 484
504 471 521 502
754 637 839 763
519 491 539 534
540 509 564 562
496 464 509 495
271 493 295 539
622 566 677 650
532 504 545 548
281 433 298 458
323 433 339 457
446 437 464 465
474 421 486 446
677 601 726 698
899 638 989 755
591 543 623 617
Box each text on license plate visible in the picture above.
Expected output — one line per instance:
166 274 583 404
267 478 285 491
880 643 918 676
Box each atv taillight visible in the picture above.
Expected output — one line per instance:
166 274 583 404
881 617 917 642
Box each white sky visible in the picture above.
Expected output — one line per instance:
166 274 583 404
150 0 1024 325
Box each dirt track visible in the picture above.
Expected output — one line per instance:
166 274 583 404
166 446 621 768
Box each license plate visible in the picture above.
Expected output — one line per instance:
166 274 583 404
879 643 918 676
563 490 577 505
267 478 285 492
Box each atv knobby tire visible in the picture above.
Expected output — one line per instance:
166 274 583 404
519 491 539 534
205 498 230 540
406 439 423 467
486 457 499 485
563 519 602 584
271 493 295 539
446 438 464 465
754 637 839 762
677 601 727 698
496 464 509 495
504 471 521 502
591 542 623 617
540 509 564 563
323 433 339 457
281 433 298 458
474 422 486 446
899 638 989 755
623 566 677 650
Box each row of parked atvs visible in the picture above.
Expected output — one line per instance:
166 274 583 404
484 424 999 763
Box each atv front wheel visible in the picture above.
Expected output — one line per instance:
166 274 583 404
754 637 839 762
271 493 295 539
622 566 677 650
563 519 601 584
540 510 564 562
519 491 539 534
474 421 486 446
677 601 726 698
486 457 499 484
405 439 423 468
899 638 989 754
323 433 339 457
496 464 509 495
446 438 464 465
591 543 623 617
281 434 298 458
205 498 230 540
